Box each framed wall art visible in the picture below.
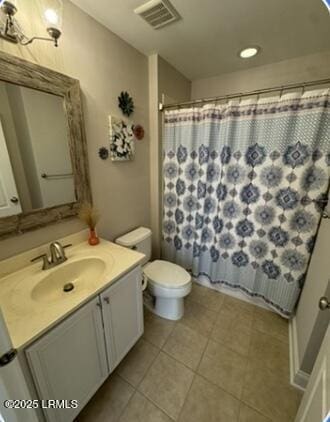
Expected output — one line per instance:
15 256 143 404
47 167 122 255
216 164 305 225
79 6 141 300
109 115 135 161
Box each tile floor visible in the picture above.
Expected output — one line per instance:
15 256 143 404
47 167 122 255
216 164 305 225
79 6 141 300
77 283 302 422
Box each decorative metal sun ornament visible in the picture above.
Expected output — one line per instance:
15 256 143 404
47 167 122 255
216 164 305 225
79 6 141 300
98 147 109 160
118 91 134 117
133 124 145 140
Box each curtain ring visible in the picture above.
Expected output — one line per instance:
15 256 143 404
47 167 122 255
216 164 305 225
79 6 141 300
279 86 284 99
301 84 306 96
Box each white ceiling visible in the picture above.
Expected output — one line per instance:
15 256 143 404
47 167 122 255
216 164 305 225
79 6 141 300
71 0 330 80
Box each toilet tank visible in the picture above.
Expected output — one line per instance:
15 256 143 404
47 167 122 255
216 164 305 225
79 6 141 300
115 227 152 265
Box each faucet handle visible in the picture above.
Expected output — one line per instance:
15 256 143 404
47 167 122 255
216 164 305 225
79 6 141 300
31 254 51 270
63 244 72 249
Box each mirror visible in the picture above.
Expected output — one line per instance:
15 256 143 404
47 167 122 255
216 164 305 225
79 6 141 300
0 82 76 216
0 50 91 238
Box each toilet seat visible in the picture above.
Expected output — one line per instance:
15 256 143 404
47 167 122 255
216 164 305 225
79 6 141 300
144 260 191 289
116 227 192 320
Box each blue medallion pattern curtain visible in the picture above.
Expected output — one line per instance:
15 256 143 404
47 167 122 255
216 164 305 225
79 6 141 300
162 90 330 317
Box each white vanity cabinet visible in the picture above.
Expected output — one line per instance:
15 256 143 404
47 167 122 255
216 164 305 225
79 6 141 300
26 296 108 422
25 266 143 422
101 266 144 371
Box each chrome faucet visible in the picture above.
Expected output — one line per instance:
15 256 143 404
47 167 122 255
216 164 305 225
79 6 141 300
31 242 72 270
50 242 67 265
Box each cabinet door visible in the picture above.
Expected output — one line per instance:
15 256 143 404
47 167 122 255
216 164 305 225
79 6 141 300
26 297 108 422
101 266 144 371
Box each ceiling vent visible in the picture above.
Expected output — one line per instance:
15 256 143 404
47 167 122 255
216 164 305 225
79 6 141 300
134 0 181 29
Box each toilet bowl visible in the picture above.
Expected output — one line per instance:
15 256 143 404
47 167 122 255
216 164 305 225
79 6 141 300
115 228 191 321
144 260 191 320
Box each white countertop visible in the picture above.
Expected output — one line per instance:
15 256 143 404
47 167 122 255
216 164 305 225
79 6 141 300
0 237 145 350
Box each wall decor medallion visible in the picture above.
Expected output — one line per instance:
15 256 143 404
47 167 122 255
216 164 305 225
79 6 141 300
133 124 145 140
98 147 109 160
109 115 135 161
118 91 134 117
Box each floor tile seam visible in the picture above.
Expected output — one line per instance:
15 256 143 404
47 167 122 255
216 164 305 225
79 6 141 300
143 320 177 349
195 370 244 404
159 341 207 373
179 318 215 340
196 336 250 401
240 368 297 421
242 361 293 390
250 325 289 345
141 335 162 351
116 344 161 390
116 385 139 422
195 336 211 373
209 330 253 359
239 395 293 422
162 321 210 347
238 401 275 422
136 387 178 421
135 343 163 390
175 372 197 422
187 296 220 316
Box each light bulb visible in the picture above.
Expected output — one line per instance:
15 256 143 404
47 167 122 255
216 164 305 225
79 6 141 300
239 47 260 59
42 0 62 32
44 8 59 26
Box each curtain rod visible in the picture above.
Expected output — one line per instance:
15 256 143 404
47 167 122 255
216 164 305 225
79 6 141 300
159 77 330 111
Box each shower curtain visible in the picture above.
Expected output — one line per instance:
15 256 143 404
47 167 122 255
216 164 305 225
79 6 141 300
162 89 330 317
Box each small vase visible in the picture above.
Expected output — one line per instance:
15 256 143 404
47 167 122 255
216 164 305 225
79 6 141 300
88 228 100 246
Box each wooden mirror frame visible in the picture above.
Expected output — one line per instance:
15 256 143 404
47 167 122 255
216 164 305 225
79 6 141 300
0 51 92 238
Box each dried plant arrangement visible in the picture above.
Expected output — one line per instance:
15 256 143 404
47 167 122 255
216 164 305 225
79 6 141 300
78 203 100 245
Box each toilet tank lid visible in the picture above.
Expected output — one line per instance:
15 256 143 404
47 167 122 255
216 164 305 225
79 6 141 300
115 227 152 247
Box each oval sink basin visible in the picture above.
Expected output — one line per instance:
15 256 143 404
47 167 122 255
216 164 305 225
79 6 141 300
31 258 106 304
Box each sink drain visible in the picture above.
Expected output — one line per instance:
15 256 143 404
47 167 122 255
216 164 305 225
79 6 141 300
63 283 74 292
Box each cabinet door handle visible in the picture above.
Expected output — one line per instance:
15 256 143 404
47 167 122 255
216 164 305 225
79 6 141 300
10 196 19 204
96 302 102 308
319 296 330 311
103 297 110 304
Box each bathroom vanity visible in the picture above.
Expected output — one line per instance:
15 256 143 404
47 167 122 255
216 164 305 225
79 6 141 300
0 50 147 421
0 233 145 422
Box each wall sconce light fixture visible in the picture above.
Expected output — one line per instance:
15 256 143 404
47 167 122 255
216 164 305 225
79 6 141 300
0 0 63 47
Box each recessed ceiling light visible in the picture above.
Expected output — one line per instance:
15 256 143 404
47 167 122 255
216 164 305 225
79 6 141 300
239 46 260 59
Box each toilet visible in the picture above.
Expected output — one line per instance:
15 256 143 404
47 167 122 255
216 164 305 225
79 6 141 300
116 227 191 320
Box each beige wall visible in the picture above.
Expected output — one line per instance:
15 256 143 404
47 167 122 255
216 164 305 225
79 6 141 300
191 51 330 99
0 0 150 260
149 54 191 258
158 57 192 104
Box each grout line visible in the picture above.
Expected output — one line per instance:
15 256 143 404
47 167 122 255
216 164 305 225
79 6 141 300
196 371 243 405
116 342 160 391
176 372 197 421
238 402 273 422
142 294 289 420
137 389 176 421
136 341 162 389
116 386 137 422
82 292 291 422
116 339 170 420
